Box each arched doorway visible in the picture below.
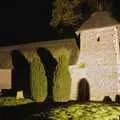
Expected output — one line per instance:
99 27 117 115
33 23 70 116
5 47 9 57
77 78 90 101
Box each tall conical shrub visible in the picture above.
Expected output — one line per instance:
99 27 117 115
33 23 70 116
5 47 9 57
30 54 47 102
53 51 71 102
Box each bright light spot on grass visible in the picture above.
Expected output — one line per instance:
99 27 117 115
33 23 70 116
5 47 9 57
49 103 120 120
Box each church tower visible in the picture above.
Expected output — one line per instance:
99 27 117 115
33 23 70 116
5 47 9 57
73 9 120 101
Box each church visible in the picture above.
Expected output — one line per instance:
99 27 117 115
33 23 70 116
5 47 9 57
70 11 120 101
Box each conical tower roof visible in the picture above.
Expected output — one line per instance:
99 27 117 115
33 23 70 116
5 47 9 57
77 12 119 32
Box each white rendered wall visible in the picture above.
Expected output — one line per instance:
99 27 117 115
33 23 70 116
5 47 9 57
69 65 87 100
0 69 11 89
74 26 119 101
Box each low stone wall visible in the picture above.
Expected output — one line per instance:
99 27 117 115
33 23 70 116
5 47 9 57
0 69 11 89
69 64 119 101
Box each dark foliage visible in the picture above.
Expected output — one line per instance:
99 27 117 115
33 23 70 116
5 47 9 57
2 50 30 98
37 48 57 102
103 96 112 103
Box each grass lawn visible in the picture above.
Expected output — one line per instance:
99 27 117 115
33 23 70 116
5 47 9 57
49 102 120 120
0 98 120 120
0 97 33 106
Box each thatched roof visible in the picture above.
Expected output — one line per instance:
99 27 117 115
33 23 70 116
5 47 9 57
76 12 119 32
0 39 79 69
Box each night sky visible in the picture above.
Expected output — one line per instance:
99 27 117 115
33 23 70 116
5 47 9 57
0 0 52 45
0 0 120 46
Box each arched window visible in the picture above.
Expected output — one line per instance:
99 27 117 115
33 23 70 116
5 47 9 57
97 37 100 42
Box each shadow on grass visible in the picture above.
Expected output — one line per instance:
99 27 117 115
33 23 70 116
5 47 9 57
0 100 119 120
0 102 53 120
0 101 90 120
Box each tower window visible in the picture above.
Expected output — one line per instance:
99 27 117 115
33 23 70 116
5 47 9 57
97 37 100 42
